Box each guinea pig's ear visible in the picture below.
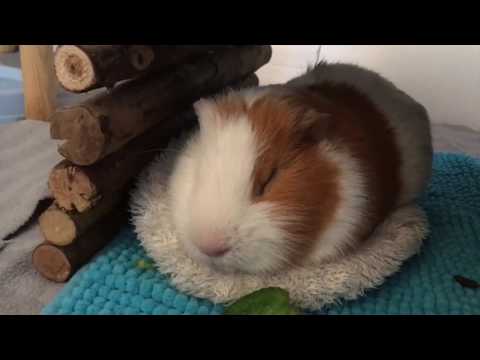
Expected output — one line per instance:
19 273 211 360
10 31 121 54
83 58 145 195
298 110 332 143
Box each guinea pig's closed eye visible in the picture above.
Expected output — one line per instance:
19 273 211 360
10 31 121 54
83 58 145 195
254 167 278 197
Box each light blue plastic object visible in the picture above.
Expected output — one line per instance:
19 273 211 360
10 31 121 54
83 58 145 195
0 65 24 124
43 153 480 315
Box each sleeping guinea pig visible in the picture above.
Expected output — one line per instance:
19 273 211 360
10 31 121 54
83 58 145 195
167 62 433 275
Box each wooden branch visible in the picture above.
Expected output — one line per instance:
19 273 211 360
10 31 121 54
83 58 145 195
39 190 122 246
49 46 271 165
33 205 127 282
54 45 236 93
48 74 259 212
48 110 197 212
19 45 57 121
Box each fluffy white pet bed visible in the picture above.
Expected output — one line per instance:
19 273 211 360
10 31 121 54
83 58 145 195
131 137 429 311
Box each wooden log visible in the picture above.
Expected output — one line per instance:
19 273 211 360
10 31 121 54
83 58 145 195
49 46 271 165
39 190 122 246
54 45 235 93
44 73 258 245
48 110 196 212
33 205 127 282
48 74 259 212
19 45 57 121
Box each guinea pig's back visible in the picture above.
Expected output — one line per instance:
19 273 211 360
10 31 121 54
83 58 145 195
287 62 433 205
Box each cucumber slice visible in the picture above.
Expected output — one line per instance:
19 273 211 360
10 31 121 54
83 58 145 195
224 287 302 315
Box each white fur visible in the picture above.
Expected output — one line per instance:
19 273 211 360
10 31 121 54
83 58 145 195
307 141 370 264
130 135 429 310
168 85 383 272
288 62 433 205
167 101 296 274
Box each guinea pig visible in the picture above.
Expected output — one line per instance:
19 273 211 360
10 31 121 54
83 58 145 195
167 62 433 275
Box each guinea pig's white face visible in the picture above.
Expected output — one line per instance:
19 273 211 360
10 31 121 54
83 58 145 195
168 95 294 275
168 89 337 275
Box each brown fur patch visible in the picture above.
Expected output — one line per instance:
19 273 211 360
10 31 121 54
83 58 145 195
247 95 341 265
247 85 401 265
309 83 402 234
209 84 401 267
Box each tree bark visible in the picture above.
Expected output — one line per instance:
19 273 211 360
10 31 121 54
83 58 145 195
49 46 271 165
43 73 258 247
33 205 127 282
54 45 238 93
48 73 258 212
48 110 196 212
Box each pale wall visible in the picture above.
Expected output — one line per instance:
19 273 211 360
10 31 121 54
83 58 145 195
257 45 480 131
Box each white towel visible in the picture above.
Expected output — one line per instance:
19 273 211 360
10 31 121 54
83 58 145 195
0 120 62 242
0 223 64 314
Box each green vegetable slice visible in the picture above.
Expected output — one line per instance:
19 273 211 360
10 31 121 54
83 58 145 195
224 287 302 315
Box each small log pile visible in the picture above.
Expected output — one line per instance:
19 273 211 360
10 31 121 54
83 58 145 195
33 45 272 282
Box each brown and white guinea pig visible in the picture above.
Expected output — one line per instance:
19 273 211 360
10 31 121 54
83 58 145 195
167 62 433 275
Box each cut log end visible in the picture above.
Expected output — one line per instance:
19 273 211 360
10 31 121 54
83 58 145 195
49 161 98 212
49 46 270 165
50 106 106 166
32 244 72 282
39 190 123 246
54 45 96 92
39 207 76 246
34 204 128 282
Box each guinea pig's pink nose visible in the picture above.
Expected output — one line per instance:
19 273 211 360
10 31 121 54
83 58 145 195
195 234 230 257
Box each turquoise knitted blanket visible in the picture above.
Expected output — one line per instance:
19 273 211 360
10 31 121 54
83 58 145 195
42 153 480 315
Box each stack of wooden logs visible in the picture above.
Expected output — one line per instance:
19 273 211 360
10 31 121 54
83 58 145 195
32 45 272 282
